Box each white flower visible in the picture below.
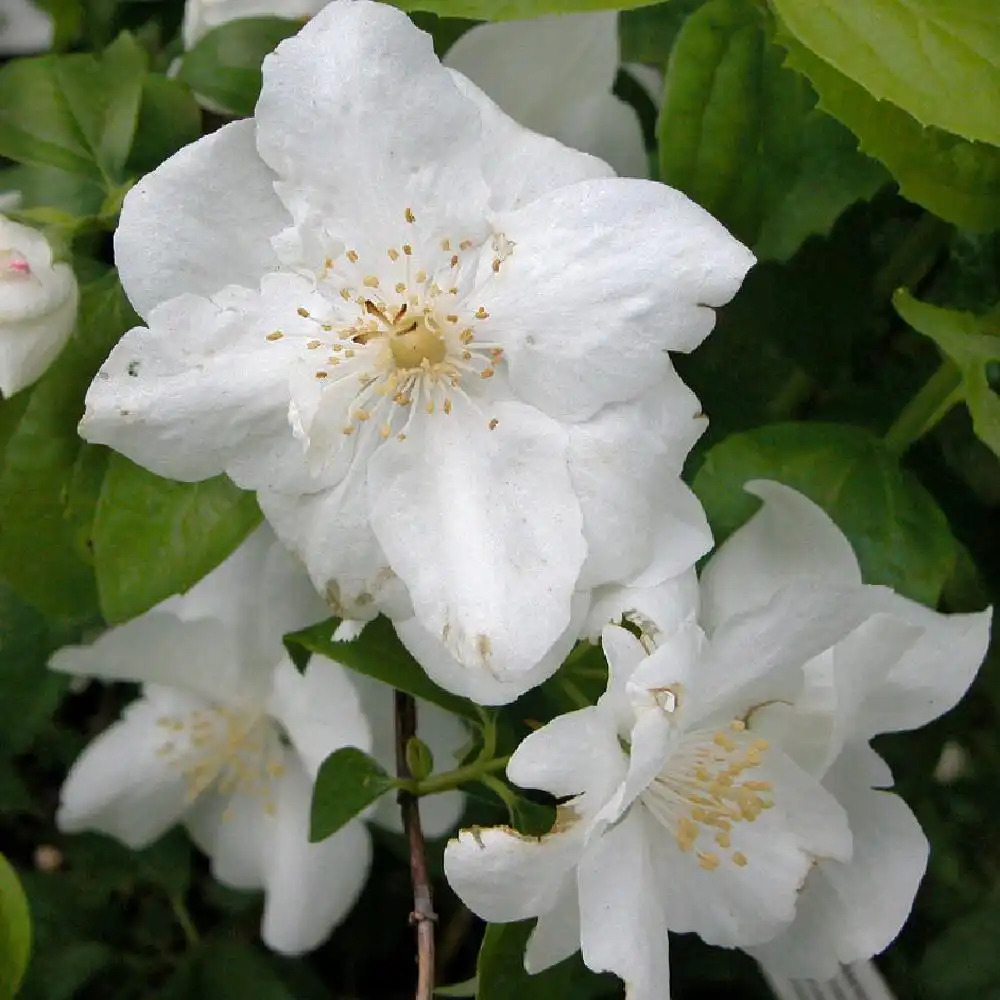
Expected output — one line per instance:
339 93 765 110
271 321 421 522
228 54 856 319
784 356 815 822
0 214 78 397
0 0 53 54
51 527 466 955
444 481 991 998
182 0 325 48
444 13 647 178
81 0 752 704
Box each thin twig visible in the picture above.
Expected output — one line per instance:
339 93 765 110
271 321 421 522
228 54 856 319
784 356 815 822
395 690 436 1000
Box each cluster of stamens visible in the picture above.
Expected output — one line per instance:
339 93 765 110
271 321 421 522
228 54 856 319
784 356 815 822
264 207 510 446
642 719 773 872
155 705 286 818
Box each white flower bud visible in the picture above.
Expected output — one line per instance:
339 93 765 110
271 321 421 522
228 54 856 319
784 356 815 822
0 215 78 397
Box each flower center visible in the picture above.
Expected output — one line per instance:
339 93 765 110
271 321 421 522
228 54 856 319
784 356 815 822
156 703 285 817
389 314 447 369
640 719 773 871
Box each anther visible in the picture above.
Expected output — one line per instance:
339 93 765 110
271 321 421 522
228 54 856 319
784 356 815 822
297 307 310 317
475 306 489 319
347 250 359 263
265 331 283 341
363 275 380 288
405 207 416 223
387 248 400 261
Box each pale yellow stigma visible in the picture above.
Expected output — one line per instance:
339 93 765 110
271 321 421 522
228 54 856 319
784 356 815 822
389 317 447 369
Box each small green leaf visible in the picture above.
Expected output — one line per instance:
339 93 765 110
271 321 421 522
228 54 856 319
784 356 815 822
310 747 395 842
286 615 479 721
770 0 1000 147
692 422 959 605
476 921 613 1000
0 33 147 187
126 74 202 176
894 292 1000 459
778 32 1000 232
0 853 31 1000
658 0 886 259
93 454 261 624
405 736 435 781
177 18 303 117
0 271 136 620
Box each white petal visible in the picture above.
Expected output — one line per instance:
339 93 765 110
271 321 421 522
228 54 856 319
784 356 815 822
444 13 645 178
256 1 491 252
57 692 197 848
0 273 77 397
852 592 992 738
569 377 710 589
356 675 467 838
258 474 411 623
482 177 754 421
649 748 850 949
507 705 625 804
0 0 54 53
393 591 588 706
367 398 585 679
444 822 583 924
185 785 269 891
584 570 700 641
578 810 671 1000
81 285 320 490
447 71 614 212
115 119 288 319
699 481 862 634
260 757 372 955
524 877 582 974
49 612 247 705
267 655 371 778
751 743 928 979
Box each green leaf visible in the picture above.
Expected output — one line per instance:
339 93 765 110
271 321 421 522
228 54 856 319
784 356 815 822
778 32 1000 232
894 292 1000 459
692 422 959 605
769 0 1000 147
286 615 479 721
126 74 202 177
0 853 31 1000
93 454 261 624
177 17 303 117
0 272 137 620
0 33 146 187
310 747 395 841
198 941 295 1000
436 978 478 997
476 921 613 1000
920 900 1000 999
658 0 886 259
619 0 706 65
391 0 664 18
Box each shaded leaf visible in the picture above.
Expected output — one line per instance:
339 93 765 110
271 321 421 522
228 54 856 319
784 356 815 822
310 747 394 842
0 853 31 1000
692 422 958 605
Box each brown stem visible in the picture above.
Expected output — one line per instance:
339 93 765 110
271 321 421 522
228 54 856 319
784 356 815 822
394 690 436 1000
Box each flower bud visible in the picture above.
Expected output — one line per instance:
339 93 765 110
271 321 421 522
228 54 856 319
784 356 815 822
405 736 434 782
0 214 78 397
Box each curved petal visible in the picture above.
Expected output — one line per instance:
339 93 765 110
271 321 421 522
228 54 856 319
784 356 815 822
367 398 585 679
852 592 992 738
578 810 671 1000
260 757 372 955
56 692 198 848
255 1 491 253
115 119 288 319
49 612 246 705
648 747 850 949
0 0 54 53
524 877 582 974
444 13 645 178
393 590 588 706
583 570 701 641
569 376 710 589
481 177 754 421
699 481 862 634
258 469 410 623
81 282 323 491
507 705 625 803
751 744 929 979
356 675 467 837
0 277 77 396
184 784 270 891
444 822 584 924
447 71 614 212
267 656 371 778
